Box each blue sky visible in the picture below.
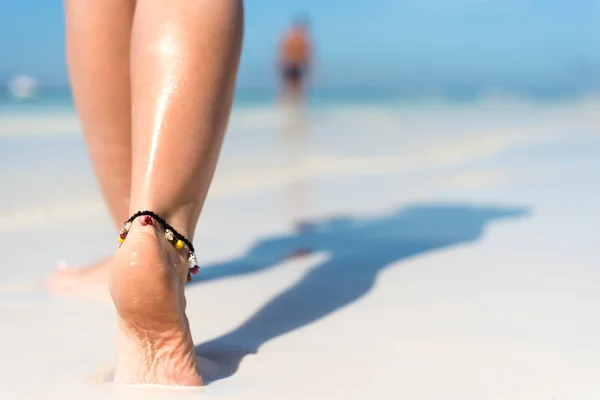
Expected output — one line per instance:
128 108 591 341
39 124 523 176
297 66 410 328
0 0 598 90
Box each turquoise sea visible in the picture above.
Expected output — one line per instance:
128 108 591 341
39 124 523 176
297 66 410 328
0 83 594 109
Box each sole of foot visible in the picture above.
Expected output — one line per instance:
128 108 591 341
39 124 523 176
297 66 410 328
46 257 113 300
110 219 203 386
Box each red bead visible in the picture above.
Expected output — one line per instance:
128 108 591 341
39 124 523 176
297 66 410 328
119 233 127 239
140 215 153 226
191 266 200 275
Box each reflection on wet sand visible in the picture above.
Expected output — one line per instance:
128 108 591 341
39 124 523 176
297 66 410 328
281 103 313 231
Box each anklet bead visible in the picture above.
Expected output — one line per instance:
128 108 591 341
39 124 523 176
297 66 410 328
175 239 185 250
119 232 127 239
165 229 175 242
191 266 200 275
118 236 125 243
140 215 153 226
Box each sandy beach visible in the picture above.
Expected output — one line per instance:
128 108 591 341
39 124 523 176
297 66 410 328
1 97 599 399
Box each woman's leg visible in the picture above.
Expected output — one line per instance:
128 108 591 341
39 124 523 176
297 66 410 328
110 0 243 385
48 0 134 295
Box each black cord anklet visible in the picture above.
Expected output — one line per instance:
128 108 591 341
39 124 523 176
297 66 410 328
118 210 200 282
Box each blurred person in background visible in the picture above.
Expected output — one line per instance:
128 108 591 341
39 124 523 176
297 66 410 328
48 0 243 386
278 16 312 104
277 17 314 236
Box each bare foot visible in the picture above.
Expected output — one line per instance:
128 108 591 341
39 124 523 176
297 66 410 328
47 256 112 299
110 219 203 386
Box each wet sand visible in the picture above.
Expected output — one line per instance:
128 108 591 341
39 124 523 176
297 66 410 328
0 99 599 399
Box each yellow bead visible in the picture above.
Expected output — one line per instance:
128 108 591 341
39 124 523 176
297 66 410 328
118 236 125 243
175 240 184 250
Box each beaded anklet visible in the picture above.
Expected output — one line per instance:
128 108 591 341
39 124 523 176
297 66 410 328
118 211 200 282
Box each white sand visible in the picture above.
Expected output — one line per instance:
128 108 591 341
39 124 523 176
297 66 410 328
0 100 599 399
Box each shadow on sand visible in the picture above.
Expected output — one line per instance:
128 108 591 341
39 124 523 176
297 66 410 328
193 203 528 382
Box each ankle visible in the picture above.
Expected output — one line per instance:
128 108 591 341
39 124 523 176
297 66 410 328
127 205 197 239
117 210 201 284
111 224 188 318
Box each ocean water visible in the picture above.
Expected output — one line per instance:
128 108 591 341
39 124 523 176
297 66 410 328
0 88 599 232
